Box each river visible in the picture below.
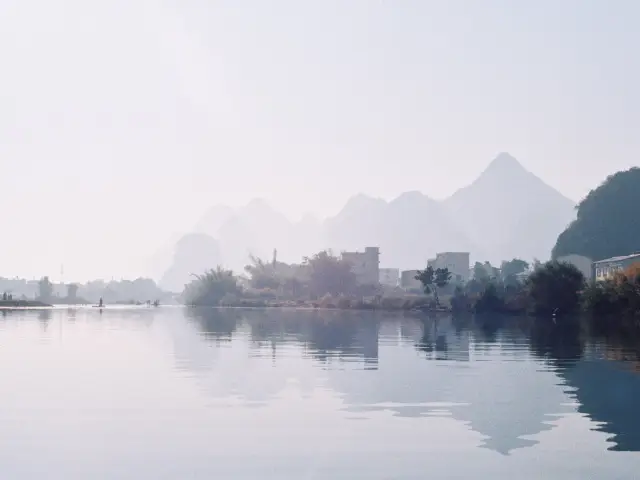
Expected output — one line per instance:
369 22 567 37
0 307 638 479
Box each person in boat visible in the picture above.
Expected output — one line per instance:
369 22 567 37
98 297 103 308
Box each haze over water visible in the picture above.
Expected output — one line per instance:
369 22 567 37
0 307 638 478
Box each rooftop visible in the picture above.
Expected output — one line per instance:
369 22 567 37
593 253 640 264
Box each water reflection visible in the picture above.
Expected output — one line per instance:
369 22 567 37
2 307 640 478
173 309 640 455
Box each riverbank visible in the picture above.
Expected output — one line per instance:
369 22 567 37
189 294 454 313
0 300 52 308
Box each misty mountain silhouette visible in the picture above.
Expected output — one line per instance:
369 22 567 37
156 153 576 280
159 233 222 292
443 152 576 262
324 191 476 269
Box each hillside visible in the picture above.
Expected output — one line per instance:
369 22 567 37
552 167 640 261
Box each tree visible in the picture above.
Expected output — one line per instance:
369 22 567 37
582 263 640 322
282 276 303 298
553 167 640 261
244 255 281 290
473 262 490 282
501 258 529 279
415 266 451 306
304 251 356 297
526 261 585 317
183 267 241 306
474 282 505 314
473 261 500 282
622 262 640 283
38 276 54 301
484 261 500 279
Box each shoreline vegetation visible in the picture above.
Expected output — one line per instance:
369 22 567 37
0 299 52 308
182 252 640 332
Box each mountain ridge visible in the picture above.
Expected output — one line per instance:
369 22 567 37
156 153 577 282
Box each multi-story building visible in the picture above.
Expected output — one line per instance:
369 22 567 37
400 270 422 290
427 252 470 284
379 268 400 287
341 247 380 286
593 253 640 282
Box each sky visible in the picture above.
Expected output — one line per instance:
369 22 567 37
0 0 639 280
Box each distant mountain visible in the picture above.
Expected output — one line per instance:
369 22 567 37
324 191 477 269
193 204 235 236
153 152 576 283
159 233 222 292
443 153 576 263
189 199 323 272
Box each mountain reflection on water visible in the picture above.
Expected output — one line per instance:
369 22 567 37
180 308 640 455
0 307 639 478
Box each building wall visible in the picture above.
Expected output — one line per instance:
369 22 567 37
428 252 471 284
379 268 400 287
400 270 422 290
557 254 593 282
341 247 380 285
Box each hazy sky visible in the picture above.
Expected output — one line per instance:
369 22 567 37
1 0 638 280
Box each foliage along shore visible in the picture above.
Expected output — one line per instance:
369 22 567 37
0 299 52 308
182 253 640 334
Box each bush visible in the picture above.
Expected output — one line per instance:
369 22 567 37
474 283 506 313
402 297 432 310
450 286 472 313
526 261 585 316
183 267 242 306
583 274 640 328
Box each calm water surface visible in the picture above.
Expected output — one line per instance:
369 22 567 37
1 307 639 479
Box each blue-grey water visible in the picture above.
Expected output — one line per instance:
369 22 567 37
1 307 639 479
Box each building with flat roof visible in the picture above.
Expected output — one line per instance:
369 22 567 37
341 247 380 286
400 270 422 291
427 252 470 284
379 268 400 287
593 253 640 282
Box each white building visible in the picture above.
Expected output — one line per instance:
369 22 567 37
341 247 380 286
379 268 400 287
593 253 640 282
400 270 422 290
427 252 470 284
